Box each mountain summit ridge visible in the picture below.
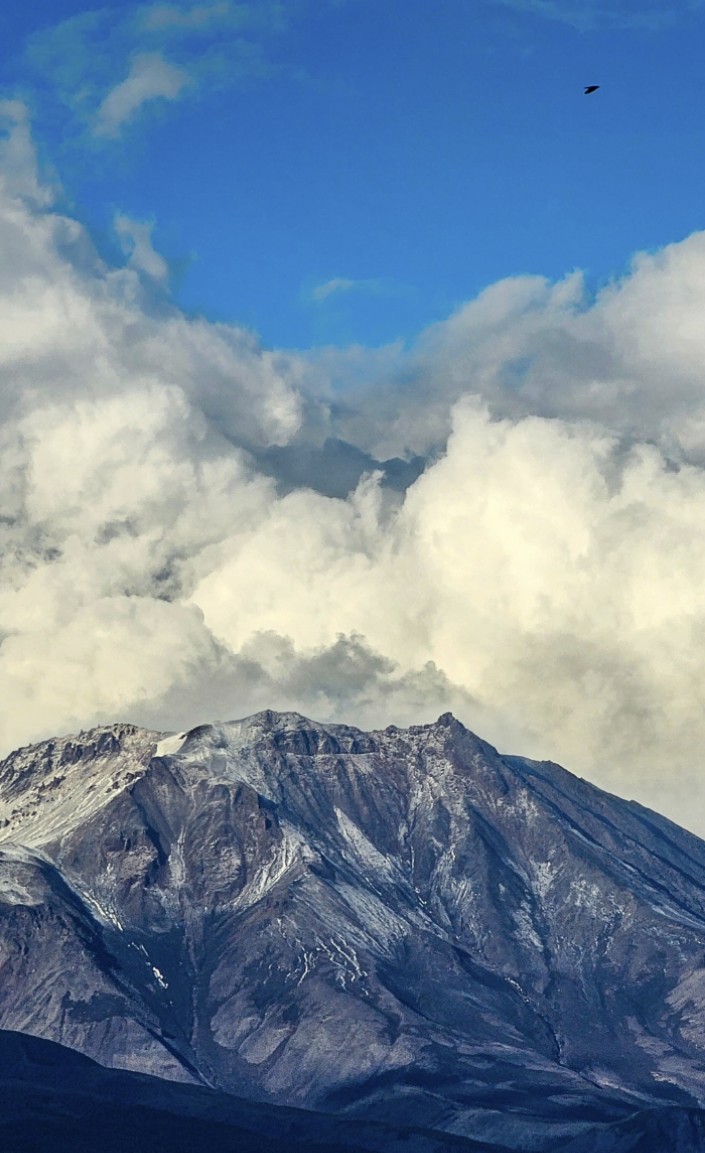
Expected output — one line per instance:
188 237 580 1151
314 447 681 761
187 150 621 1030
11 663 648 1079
2 710 705 1150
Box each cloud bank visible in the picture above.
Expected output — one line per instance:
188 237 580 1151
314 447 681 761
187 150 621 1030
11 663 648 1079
3 113 705 831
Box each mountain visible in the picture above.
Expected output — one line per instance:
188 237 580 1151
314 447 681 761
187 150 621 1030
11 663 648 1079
3 710 705 1150
2 1031 701 1153
0 1028 484 1153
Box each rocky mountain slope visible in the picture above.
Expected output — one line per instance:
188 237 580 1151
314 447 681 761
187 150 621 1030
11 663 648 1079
3 711 705 1150
2 1028 702 1153
0 1028 485 1153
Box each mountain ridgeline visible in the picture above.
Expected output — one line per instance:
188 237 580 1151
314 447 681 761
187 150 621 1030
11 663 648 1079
2 710 705 1151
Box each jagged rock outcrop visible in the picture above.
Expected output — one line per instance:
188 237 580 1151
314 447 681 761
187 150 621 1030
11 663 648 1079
3 711 705 1149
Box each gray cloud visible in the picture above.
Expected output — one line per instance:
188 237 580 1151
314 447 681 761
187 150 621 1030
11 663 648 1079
4 114 705 833
114 213 170 282
127 631 481 741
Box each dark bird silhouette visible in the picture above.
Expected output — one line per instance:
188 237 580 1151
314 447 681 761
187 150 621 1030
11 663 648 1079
584 85 600 94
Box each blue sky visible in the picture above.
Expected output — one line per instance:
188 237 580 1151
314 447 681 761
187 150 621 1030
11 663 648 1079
3 0 705 348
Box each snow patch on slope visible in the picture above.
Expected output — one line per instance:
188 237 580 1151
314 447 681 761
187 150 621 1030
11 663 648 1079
155 732 187 757
335 807 396 881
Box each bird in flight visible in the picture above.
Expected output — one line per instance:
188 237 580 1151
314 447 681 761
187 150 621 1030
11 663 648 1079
584 85 600 94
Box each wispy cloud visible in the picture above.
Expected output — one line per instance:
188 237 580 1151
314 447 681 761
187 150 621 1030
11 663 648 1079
138 2 234 33
310 277 388 303
24 1 292 144
492 0 704 30
136 1 288 35
95 52 192 137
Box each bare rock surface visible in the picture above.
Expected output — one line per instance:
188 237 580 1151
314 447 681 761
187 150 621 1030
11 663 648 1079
3 711 705 1149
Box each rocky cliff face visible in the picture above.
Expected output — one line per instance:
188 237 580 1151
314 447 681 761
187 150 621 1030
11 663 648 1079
3 711 705 1150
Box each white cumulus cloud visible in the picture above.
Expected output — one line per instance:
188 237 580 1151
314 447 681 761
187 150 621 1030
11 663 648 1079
4 112 705 834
